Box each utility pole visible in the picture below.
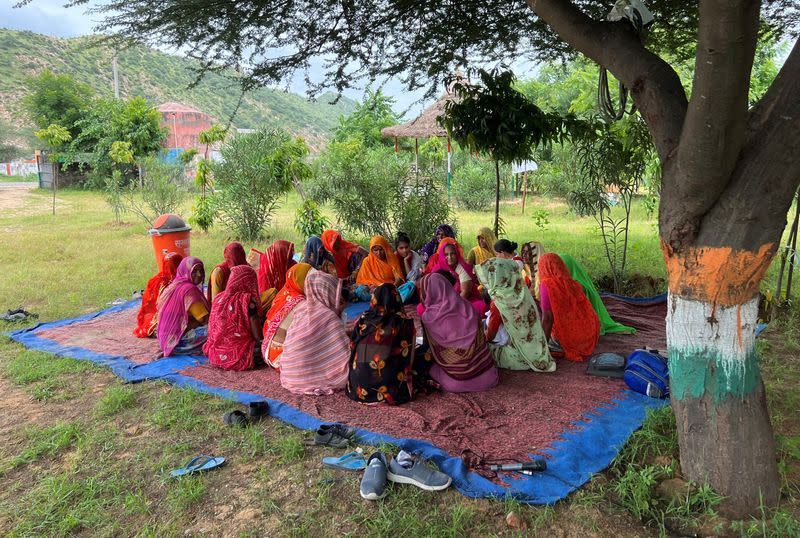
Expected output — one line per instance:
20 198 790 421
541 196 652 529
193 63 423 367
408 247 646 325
112 54 119 98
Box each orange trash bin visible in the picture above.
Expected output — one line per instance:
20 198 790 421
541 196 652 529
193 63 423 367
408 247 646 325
149 214 192 271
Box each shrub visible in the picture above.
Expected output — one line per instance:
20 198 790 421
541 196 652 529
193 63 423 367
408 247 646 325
312 140 455 246
104 170 126 224
124 156 187 226
311 140 405 238
212 129 305 241
394 175 455 248
451 161 496 211
294 199 329 240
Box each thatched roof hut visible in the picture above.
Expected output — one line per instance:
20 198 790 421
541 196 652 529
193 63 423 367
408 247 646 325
381 89 456 139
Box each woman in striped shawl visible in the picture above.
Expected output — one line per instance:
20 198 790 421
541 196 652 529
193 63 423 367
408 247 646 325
279 269 349 395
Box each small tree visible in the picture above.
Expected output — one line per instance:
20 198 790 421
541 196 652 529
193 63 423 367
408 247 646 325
212 129 304 241
332 89 399 148
440 69 579 236
106 140 135 224
34 124 72 216
569 117 655 293
190 124 227 232
123 156 187 226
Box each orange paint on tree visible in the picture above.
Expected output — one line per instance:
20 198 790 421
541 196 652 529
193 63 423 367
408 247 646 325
661 242 775 306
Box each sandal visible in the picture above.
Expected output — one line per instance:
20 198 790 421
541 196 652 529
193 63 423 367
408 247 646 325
170 455 226 478
322 449 367 471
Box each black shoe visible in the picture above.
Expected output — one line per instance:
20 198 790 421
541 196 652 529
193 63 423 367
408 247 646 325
223 410 249 427
320 423 356 439
314 423 356 448
248 401 269 418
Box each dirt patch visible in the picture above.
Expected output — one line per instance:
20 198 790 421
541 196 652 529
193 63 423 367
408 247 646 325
0 185 69 216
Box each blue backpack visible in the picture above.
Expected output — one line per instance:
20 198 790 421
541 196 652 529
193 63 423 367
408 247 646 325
624 349 669 398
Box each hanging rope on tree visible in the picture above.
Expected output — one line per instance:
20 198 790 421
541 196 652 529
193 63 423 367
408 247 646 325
598 0 653 121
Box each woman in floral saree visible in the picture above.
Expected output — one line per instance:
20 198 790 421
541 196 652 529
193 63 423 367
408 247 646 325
346 284 416 405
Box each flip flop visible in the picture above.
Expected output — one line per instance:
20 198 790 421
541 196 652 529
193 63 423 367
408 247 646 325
323 450 367 471
170 455 226 478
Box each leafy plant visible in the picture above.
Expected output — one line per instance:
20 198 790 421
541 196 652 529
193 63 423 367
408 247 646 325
532 209 550 230
312 140 454 245
123 156 187 226
23 70 94 139
451 161 496 211
332 89 399 148
569 116 654 293
189 195 215 234
312 140 406 238
105 170 126 224
394 173 455 248
212 128 304 241
613 465 661 521
294 199 328 240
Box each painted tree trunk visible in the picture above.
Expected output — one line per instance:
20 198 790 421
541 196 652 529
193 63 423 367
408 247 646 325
664 245 780 516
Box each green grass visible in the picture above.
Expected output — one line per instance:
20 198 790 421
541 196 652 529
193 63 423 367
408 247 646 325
0 174 37 183
94 385 137 417
4 422 82 472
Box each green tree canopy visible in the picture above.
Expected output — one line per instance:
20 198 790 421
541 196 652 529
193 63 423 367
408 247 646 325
23 70 94 139
332 89 399 148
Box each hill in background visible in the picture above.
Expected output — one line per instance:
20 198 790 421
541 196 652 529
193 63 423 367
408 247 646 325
0 29 357 151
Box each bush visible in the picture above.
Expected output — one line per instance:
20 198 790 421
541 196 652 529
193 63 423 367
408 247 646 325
104 170 125 224
124 156 187 226
212 128 305 241
394 175 455 248
312 140 455 246
451 161 496 211
294 199 329 240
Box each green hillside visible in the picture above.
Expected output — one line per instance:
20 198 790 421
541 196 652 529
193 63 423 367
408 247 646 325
0 29 356 150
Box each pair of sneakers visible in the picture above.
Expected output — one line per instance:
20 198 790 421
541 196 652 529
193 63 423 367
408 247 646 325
360 451 452 501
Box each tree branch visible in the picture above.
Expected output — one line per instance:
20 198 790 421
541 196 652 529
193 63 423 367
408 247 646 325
661 0 762 249
528 0 688 163
697 36 800 249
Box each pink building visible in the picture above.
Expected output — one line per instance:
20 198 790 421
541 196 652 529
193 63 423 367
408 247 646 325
158 102 214 153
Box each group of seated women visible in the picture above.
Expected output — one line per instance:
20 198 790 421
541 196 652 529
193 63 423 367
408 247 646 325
132 224 634 404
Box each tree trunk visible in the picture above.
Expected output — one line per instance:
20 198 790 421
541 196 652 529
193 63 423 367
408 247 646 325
521 171 528 215
663 243 780 516
494 159 501 237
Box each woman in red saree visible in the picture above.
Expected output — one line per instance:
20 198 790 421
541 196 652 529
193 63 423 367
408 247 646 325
257 240 296 295
133 252 183 338
204 265 263 371
321 229 367 283
207 242 248 304
538 253 600 361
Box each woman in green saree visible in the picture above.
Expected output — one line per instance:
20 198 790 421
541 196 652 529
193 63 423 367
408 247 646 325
558 254 636 336
475 257 556 372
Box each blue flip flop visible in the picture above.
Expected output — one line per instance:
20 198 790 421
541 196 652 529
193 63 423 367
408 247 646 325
322 451 367 471
170 455 226 478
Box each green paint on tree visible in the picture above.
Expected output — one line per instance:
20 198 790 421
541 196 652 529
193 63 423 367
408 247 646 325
669 348 761 402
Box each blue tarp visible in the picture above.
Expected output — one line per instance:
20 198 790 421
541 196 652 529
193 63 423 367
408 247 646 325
8 299 668 504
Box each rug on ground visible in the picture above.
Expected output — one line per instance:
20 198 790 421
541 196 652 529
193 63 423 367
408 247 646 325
8 294 669 504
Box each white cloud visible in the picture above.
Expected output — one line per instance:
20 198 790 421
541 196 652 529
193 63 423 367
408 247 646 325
1 0 97 38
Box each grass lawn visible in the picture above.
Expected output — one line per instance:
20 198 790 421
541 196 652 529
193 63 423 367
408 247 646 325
0 187 797 536
0 174 38 183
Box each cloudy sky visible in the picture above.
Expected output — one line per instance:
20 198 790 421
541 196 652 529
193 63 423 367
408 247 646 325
1 0 434 118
